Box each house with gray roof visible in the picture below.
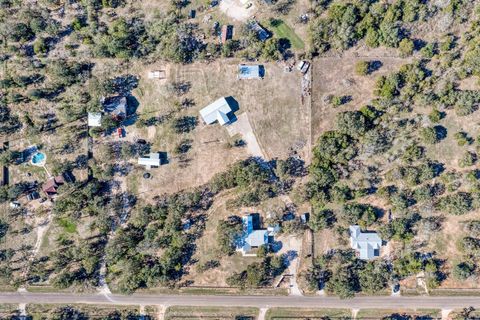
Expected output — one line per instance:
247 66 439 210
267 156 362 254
102 96 128 120
200 97 235 125
349 225 383 260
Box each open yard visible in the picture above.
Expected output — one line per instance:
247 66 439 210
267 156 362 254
118 59 309 198
182 193 291 286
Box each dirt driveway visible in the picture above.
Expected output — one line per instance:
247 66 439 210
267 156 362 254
226 113 266 159
219 0 255 21
276 233 303 295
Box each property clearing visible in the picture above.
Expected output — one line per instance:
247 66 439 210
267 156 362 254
219 0 255 21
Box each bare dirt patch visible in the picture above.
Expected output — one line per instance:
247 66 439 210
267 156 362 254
219 0 255 21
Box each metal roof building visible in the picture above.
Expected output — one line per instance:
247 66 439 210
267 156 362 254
236 214 270 255
88 112 102 127
199 97 233 125
349 225 383 260
138 153 161 169
238 65 263 79
249 21 270 42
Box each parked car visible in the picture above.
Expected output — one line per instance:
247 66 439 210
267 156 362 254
136 139 147 145
297 60 310 74
27 191 40 201
9 201 20 209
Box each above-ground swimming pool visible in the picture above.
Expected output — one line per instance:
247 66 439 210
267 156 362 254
31 152 46 166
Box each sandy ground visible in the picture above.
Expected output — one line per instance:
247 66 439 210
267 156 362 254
276 233 303 295
219 0 255 21
258 308 268 320
226 113 266 159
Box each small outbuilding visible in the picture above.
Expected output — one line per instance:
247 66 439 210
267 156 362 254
88 112 102 127
349 225 383 260
148 70 166 79
200 97 234 126
221 25 233 43
238 65 264 79
138 152 161 169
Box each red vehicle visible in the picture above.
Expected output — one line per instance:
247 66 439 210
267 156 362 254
117 127 123 138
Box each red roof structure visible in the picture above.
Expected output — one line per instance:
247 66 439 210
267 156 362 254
42 175 64 197
221 25 232 44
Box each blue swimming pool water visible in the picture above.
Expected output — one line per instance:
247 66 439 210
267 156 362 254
32 152 45 164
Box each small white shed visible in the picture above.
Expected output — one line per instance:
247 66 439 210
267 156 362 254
88 112 102 127
138 153 161 169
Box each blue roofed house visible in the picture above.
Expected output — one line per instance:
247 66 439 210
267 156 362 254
238 65 264 80
236 214 271 256
349 225 383 260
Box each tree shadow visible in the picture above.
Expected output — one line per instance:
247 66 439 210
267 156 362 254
434 125 448 141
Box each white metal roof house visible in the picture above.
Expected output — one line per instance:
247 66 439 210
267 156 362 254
236 214 270 256
349 225 383 260
138 153 161 169
199 97 234 125
238 65 264 79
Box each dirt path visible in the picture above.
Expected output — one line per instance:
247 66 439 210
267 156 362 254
258 308 268 320
157 305 168 320
441 309 452 320
21 213 52 282
276 233 303 296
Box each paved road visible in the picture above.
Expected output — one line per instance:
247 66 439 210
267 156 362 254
1 292 480 309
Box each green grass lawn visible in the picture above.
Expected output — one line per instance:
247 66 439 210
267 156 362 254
266 308 351 320
57 217 77 233
268 20 305 50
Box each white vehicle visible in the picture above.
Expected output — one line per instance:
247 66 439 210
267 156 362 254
9 201 20 209
297 60 310 74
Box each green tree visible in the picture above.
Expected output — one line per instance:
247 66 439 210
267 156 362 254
33 38 48 55
398 38 414 57
355 61 370 75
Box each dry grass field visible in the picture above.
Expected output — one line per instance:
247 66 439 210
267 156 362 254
119 59 309 198
311 47 410 141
